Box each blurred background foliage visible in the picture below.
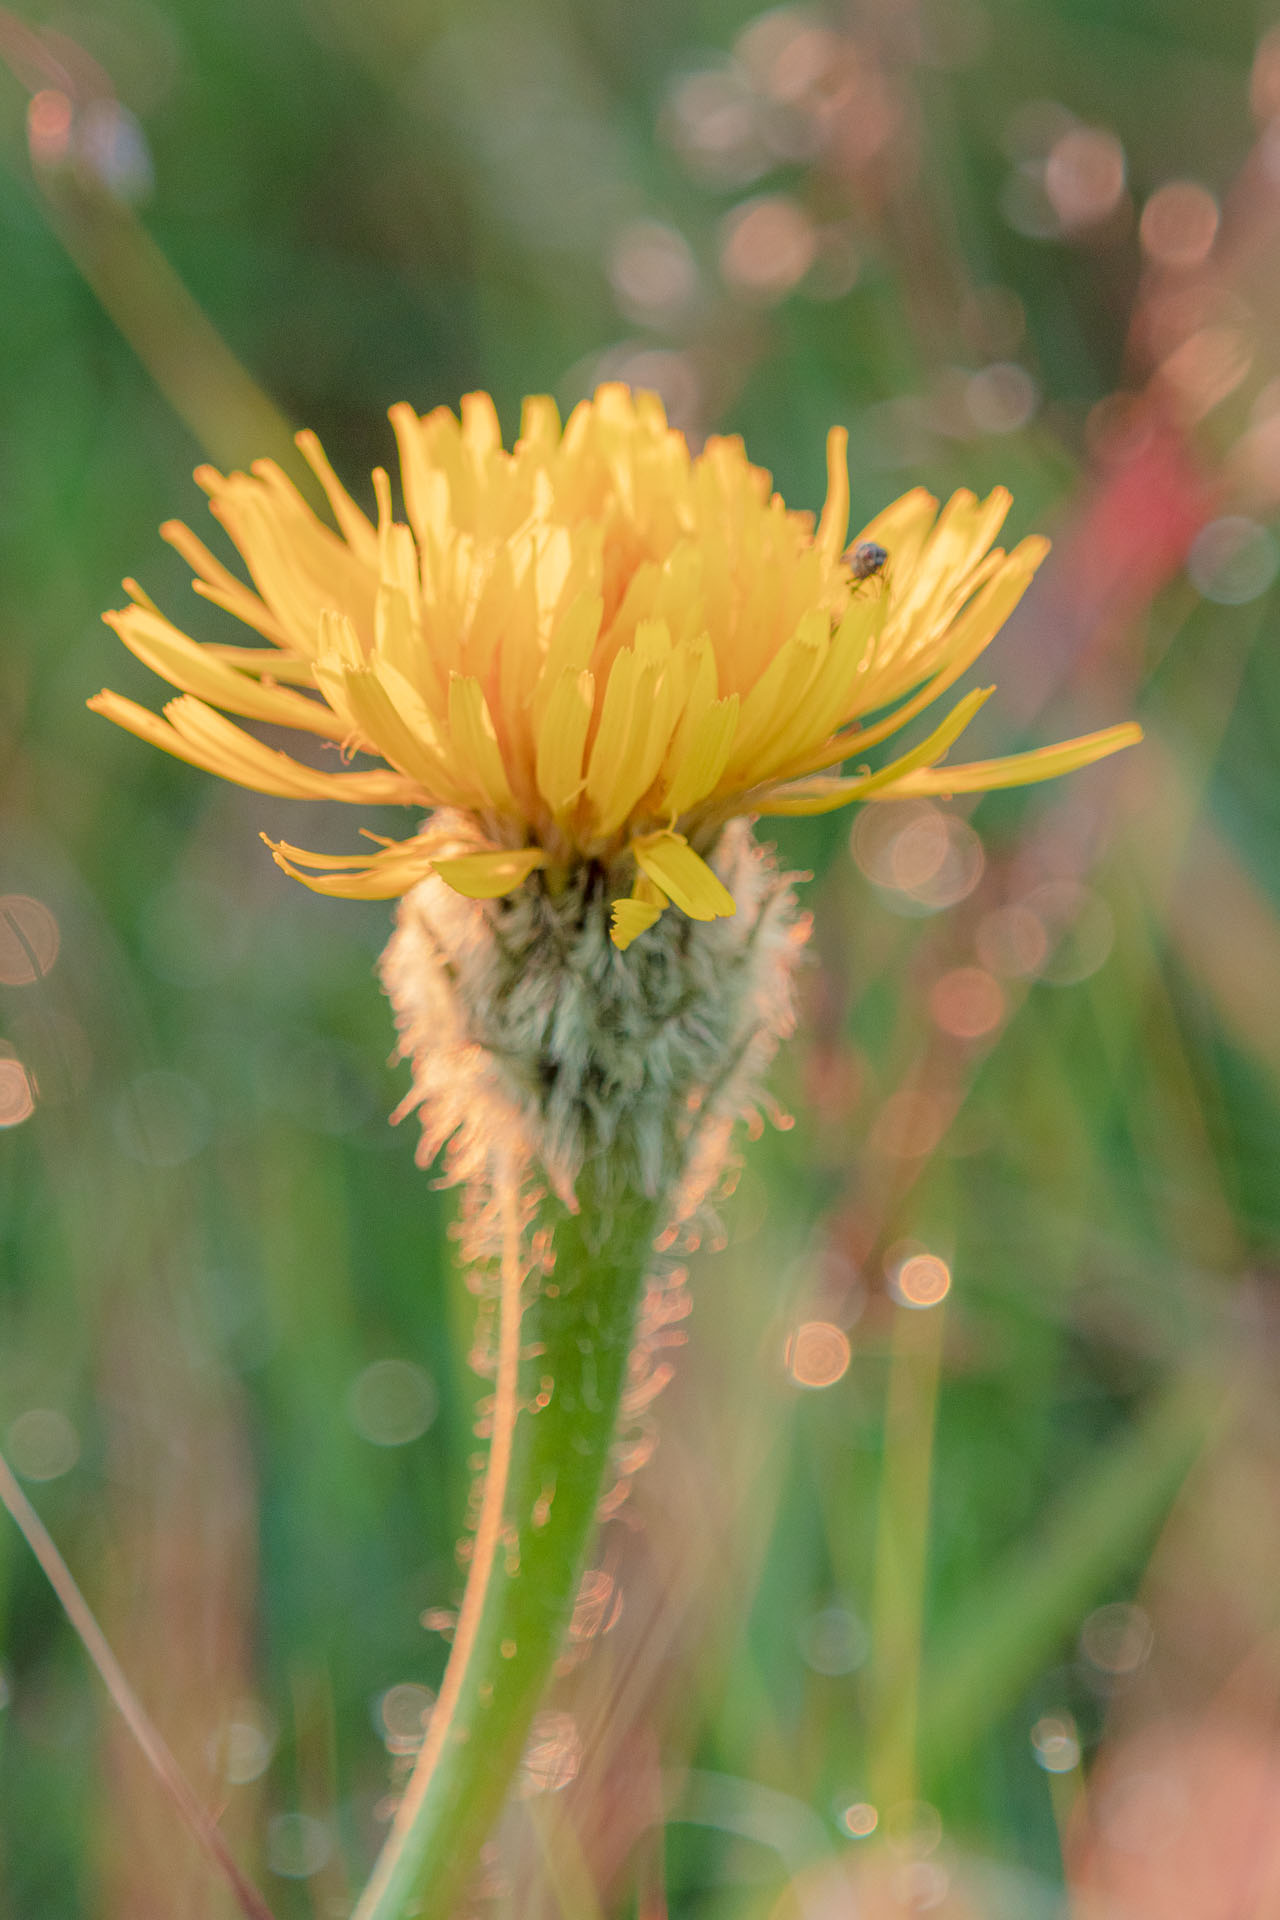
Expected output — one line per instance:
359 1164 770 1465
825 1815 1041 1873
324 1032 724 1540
2 0 1280 1913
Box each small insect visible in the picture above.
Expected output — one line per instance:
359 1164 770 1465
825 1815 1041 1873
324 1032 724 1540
845 539 889 581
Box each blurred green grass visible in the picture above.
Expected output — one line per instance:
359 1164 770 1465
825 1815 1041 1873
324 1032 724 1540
2 0 1280 1913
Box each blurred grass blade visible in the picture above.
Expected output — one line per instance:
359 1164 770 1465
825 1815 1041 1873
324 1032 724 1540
918 1374 1218 1774
0 1449 276 1920
0 6 300 477
38 188 301 477
867 1296 946 1811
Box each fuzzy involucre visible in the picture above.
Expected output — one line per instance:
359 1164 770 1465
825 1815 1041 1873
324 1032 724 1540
380 816 809 1253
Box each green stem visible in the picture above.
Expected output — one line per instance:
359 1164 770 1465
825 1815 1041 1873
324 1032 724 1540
351 1159 661 1920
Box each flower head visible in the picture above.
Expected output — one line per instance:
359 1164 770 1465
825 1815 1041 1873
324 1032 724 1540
90 384 1139 947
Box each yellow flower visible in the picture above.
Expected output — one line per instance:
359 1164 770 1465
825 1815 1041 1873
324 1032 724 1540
90 383 1140 948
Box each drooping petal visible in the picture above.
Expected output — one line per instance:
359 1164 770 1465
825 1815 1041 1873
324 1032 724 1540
265 832 441 897
610 897 665 949
265 834 547 902
610 869 671 948
631 831 736 921
431 846 549 899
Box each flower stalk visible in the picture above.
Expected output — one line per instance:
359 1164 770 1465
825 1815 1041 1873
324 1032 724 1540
351 834 805 1917
354 1164 662 1920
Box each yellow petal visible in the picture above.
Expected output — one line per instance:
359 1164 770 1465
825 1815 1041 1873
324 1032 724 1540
885 722 1144 796
533 592 604 727
854 532 1047 725
779 535 1051 785
104 605 345 737
461 390 503 456
609 871 668 950
756 687 994 816
447 675 516 812
159 519 290 646
431 847 548 899
387 403 444 548
200 464 377 656
722 608 830 784
535 668 594 817
265 836 411 870
316 606 365 670
519 393 562 452
374 579 420 685
199 646 318 683
765 591 891 777
327 663 474 805
269 834 547 901
264 832 439 898
89 691 419 803
662 694 740 820
652 638 714 809
590 623 687 838
294 429 378 563
815 425 850 564
849 538 1049 748
851 487 937 584
632 831 736 921
268 865 418 900
583 643 647 835
610 898 664 949
893 489 988 627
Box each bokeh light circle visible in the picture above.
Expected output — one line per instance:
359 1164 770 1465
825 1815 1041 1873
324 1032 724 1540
6 1409 79 1481
1031 1713 1081 1772
841 1800 878 1837
786 1320 851 1388
1187 516 1279 604
0 896 59 984
378 1681 436 1753
930 967 1006 1038
0 1059 36 1128
266 1813 331 1879
1140 181 1219 269
347 1359 438 1446
893 1255 952 1308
